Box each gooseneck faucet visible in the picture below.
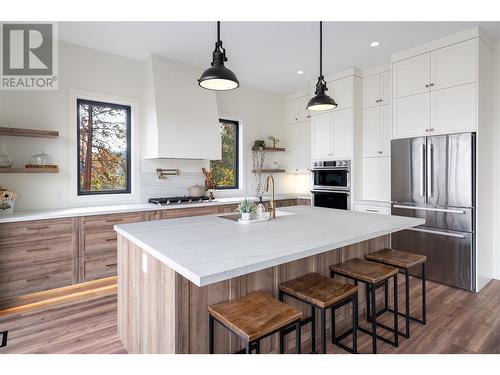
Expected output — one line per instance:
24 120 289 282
264 174 276 218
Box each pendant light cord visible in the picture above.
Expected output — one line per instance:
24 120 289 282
217 21 221 43
319 21 323 78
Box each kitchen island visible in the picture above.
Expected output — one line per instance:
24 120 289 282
115 205 423 354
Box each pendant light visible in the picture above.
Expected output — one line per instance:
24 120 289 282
307 21 337 111
198 21 239 91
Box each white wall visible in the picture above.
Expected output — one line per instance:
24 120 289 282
0 42 292 211
493 40 500 280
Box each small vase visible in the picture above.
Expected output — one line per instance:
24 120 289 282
0 199 15 213
0 139 12 168
241 212 251 221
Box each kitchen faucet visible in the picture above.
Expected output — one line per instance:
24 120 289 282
264 174 276 219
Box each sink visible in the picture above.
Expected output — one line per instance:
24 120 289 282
218 210 295 222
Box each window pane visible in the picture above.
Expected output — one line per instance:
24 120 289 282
78 99 131 194
210 120 239 189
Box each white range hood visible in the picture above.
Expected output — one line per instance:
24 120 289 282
143 55 222 160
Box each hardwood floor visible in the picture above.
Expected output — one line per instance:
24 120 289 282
0 277 499 354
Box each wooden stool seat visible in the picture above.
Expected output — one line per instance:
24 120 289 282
208 291 302 342
366 249 427 269
330 258 398 284
279 272 358 309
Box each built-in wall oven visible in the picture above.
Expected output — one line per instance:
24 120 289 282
311 160 351 210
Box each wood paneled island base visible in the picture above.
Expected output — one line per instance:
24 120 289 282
117 233 390 354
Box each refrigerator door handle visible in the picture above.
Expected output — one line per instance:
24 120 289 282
392 204 467 214
420 144 426 197
408 227 466 239
427 143 434 199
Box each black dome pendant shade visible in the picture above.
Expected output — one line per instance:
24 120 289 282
198 21 239 91
307 22 337 111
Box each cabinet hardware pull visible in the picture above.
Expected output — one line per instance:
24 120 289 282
27 226 49 230
430 128 435 131
105 218 122 223
307 115 311 118
379 99 383 102
27 275 49 282
408 227 466 239
366 209 379 213
105 237 116 242
393 204 466 214
430 83 434 87
105 263 118 267
425 84 430 88
27 247 50 252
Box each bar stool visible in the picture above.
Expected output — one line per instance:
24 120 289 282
0 330 7 348
365 248 427 339
330 258 399 354
279 272 358 354
208 291 302 354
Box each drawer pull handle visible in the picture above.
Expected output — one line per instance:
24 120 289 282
366 209 379 213
27 275 49 282
27 226 49 230
105 238 117 242
27 247 50 252
105 218 123 223
105 263 117 267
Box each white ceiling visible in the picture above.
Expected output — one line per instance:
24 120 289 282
59 21 500 94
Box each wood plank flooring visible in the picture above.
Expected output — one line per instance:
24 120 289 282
0 277 499 354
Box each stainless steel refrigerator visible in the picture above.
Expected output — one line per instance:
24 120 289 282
391 132 475 291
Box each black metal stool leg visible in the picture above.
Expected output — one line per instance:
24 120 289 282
331 305 336 344
295 320 301 354
393 274 399 348
370 284 377 354
352 293 358 354
405 269 410 338
311 305 316 353
279 329 285 354
366 284 371 322
255 341 260 354
246 341 252 354
320 308 326 354
422 262 427 325
208 315 214 354
384 279 389 311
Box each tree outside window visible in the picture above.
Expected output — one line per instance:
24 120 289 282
77 99 131 195
210 119 239 190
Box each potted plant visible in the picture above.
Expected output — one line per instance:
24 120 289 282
252 139 266 151
236 198 256 221
267 136 279 149
0 186 17 213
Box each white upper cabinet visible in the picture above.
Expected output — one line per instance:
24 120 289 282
333 109 354 158
430 39 477 91
430 83 477 135
287 121 311 173
311 112 332 160
393 53 430 98
332 76 354 110
363 71 391 108
393 92 430 139
286 95 310 124
362 107 380 157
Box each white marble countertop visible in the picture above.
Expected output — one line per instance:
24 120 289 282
0 194 310 224
114 205 424 287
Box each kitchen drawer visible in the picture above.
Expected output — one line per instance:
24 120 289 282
82 253 117 282
82 212 141 232
354 204 390 215
0 236 75 264
165 206 219 219
0 218 76 244
82 231 118 258
0 258 75 300
141 210 165 221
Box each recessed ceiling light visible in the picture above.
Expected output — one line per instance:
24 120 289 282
297 70 304 75
370 41 380 47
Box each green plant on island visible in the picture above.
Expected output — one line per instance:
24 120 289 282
236 199 256 214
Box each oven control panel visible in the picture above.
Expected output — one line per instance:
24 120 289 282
312 160 350 169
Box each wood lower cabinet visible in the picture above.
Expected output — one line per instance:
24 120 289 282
296 198 311 206
141 210 164 222
275 199 298 208
0 218 78 303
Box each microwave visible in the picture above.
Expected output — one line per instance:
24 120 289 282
311 160 351 191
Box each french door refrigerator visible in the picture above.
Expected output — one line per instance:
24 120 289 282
391 132 475 291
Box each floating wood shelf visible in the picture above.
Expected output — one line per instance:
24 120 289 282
262 147 286 152
0 167 59 174
252 169 286 173
0 126 59 139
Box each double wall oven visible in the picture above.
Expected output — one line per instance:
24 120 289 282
311 160 351 210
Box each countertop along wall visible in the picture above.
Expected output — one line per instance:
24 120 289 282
0 42 294 211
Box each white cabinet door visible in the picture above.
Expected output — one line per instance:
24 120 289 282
380 104 392 156
332 76 353 110
379 157 391 202
332 109 353 158
393 92 430 139
311 112 332 159
298 122 311 171
285 99 298 124
430 39 477 91
296 96 311 123
393 53 430 98
362 158 381 201
286 123 300 172
362 107 380 157
380 71 392 105
363 74 380 109
430 83 477 135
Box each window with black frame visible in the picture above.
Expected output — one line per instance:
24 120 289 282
210 119 239 190
77 99 131 195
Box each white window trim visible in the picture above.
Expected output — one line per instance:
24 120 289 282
67 88 140 206
211 114 247 198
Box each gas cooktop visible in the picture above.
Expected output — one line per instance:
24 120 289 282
148 196 213 205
